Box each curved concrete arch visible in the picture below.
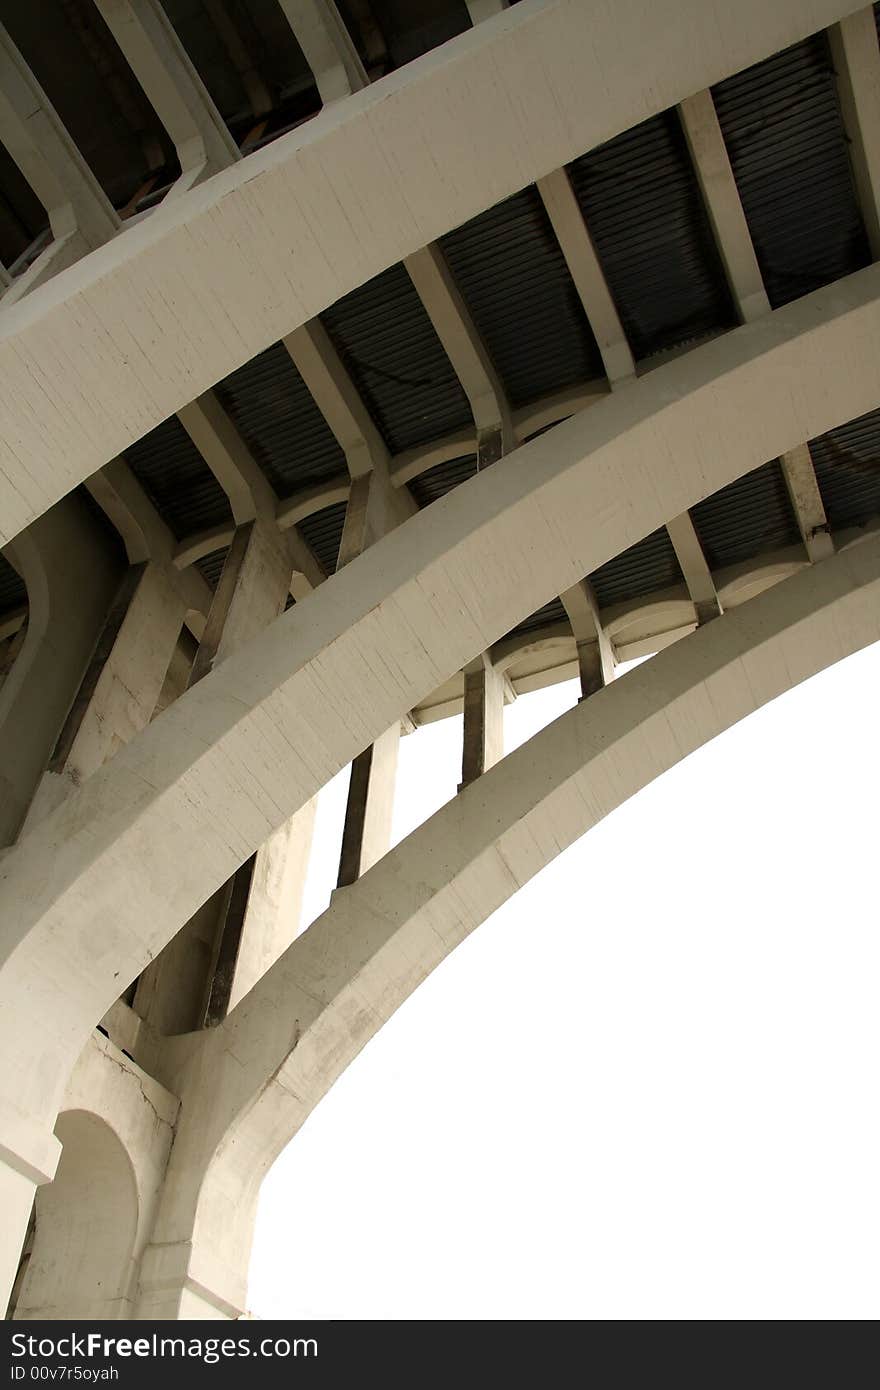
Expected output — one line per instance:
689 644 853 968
0 496 120 844
1 272 880 1157
141 529 880 1317
16 1112 137 1322
11 1032 178 1321
0 0 862 546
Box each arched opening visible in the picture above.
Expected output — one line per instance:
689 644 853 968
248 638 880 1319
14 1110 138 1321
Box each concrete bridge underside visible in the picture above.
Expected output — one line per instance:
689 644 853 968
0 0 879 1318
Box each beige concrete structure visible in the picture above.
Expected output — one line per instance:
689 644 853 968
0 0 878 1321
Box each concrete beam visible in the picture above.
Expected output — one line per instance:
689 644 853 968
283 321 387 480
781 444 835 562
830 7 880 258
94 0 240 195
2 0 861 544
0 497 120 845
275 474 350 530
176 392 324 593
404 243 514 455
21 562 187 832
537 169 635 384
678 88 831 561
177 392 274 525
561 578 614 697
203 0 272 117
136 517 312 1036
276 0 368 103
467 0 509 20
2 269 879 1181
678 88 770 323
147 531 880 1317
336 723 401 886
665 510 723 624
86 458 213 619
0 23 119 302
460 651 505 785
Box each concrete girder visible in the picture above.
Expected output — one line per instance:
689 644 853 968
560 578 614 698
282 322 415 544
537 168 635 385
0 24 119 305
176 392 325 594
665 510 723 625
1 274 880 1306
830 7 880 259
277 0 368 104
94 0 240 195
0 0 865 546
404 243 514 458
0 496 121 847
85 459 213 623
677 84 832 561
144 530 880 1318
11 1032 177 1322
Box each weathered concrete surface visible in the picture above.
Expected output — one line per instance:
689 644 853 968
14 1033 178 1321
144 528 880 1318
0 0 864 544
0 272 878 1144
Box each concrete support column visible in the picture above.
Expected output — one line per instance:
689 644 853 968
277 0 368 104
334 466 411 890
467 0 509 19
561 579 615 700
10 1035 177 1322
830 7 880 259
537 168 636 384
337 722 401 887
0 1107 61 1319
460 652 504 787
95 0 239 196
678 88 770 323
0 497 120 846
0 23 118 302
22 562 187 832
135 520 317 1033
665 510 723 625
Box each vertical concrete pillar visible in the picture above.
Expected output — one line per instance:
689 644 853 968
460 652 505 786
21 562 187 832
0 1112 61 1319
561 579 615 701
335 471 406 889
337 722 402 886
135 521 317 1032
0 496 120 846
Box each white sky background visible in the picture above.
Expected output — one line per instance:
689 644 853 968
248 640 880 1321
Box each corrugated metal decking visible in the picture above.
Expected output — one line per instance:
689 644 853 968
195 547 230 593
809 406 880 532
297 503 348 577
589 528 685 610
567 110 735 360
712 34 870 308
124 417 232 542
691 462 800 571
507 597 569 641
321 263 472 455
440 188 605 407
408 455 479 509
216 344 347 497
